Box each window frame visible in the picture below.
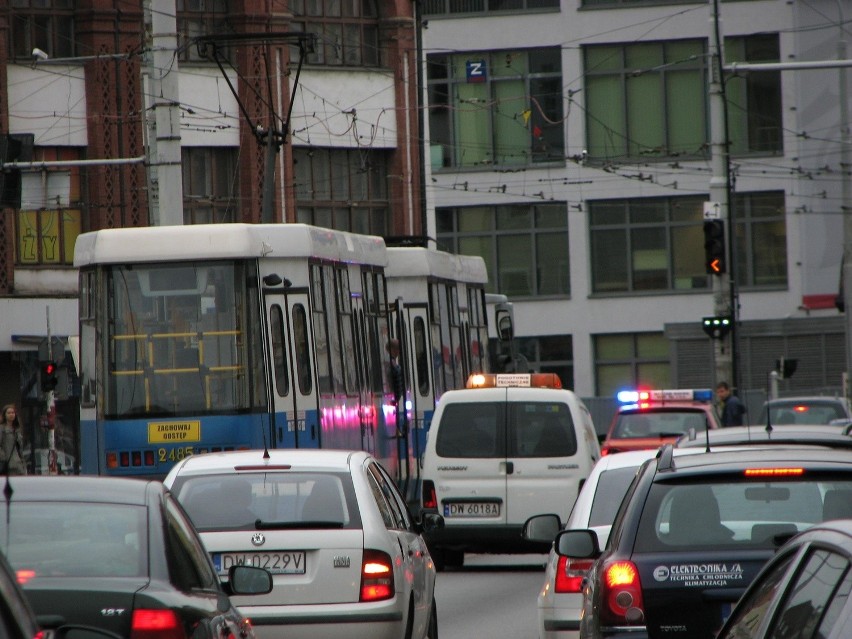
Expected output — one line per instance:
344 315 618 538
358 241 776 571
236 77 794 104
9 0 75 60
436 203 570 299
427 48 565 170
290 0 380 68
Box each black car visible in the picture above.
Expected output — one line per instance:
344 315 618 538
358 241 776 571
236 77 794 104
0 476 272 638
718 519 852 639
555 445 852 639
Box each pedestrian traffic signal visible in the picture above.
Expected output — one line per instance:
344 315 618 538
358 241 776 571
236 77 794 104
704 220 726 275
40 361 58 392
702 316 732 339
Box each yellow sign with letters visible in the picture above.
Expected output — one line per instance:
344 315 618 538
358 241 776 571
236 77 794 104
148 421 201 444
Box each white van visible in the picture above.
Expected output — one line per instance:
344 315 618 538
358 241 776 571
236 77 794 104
420 373 600 568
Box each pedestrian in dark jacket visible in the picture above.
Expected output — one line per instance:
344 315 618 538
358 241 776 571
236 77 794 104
716 381 746 426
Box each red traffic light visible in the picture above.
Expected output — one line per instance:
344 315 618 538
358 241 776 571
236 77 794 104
39 361 58 392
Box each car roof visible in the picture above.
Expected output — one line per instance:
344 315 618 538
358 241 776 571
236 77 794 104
653 445 852 479
676 424 852 448
594 449 662 471
169 448 369 475
3 476 155 504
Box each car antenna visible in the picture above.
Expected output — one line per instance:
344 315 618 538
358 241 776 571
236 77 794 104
705 415 711 453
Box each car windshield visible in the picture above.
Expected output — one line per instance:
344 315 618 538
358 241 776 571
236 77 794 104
587 466 641 527
634 476 852 552
760 402 848 425
612 410 708 439
174 472 362 531
0 503 147 578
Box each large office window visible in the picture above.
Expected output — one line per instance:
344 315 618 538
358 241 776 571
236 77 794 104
428 48 564 169
293 147 390 236
15 149 84 266
176 0 231 63
583 35 780 161
732 191 787 287
589 192 787 294
436 203 569 298
725 34 782 155
182 148 239 224
9 0 75 59
595 332 670 397
516 335 574 390
423 0 559 16
291 0 379 67
589 196 708 293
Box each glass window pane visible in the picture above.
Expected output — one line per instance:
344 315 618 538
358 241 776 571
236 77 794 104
637 333 668 358
494 80 528 165
586 75 626 159
631 227 667 290
597 364 631 397
596 334 632 359
459 207 493 232
667 70 705 155
496 205 532 230
455 83 490 166
498 235 533 296
626 73 664 155
592 229 628 292
537 233 569 295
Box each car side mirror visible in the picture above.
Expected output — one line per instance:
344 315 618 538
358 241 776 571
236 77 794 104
555 529 600 559
523 514 561 543
227 565 273 595
417 511 445 534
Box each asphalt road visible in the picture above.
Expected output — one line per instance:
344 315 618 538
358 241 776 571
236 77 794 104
434 554 548 639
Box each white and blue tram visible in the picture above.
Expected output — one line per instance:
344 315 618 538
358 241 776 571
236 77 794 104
74 224 500 496
385 246 489 500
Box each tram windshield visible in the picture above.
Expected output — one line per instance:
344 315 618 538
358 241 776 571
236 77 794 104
102 260 265 418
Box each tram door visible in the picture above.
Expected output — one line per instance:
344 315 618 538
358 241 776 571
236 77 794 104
400 305 435 497
265 292 321 449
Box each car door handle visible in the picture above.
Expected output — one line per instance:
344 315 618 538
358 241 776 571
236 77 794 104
502 461 514 475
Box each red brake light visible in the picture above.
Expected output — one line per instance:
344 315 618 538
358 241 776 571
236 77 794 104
744 468 804 477
422 481 438 510
131 609 183 639
15 569 36 585
600 560 644 627
555 556 594 593
360 549 394 602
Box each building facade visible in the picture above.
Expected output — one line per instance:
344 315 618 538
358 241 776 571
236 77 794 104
421 0 850 399
0 0 422 463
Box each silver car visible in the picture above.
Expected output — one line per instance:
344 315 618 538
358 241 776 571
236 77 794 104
164 449 441 639
523 449 661 639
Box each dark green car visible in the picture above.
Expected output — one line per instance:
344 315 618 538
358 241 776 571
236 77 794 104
0 476 272 639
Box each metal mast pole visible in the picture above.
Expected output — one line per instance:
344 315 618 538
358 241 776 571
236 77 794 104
709 0 733 387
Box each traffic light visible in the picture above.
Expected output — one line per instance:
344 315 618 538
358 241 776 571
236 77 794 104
703 220 726 275
40 361 58 392
702 316 732 339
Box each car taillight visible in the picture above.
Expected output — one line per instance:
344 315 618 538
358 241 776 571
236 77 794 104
555 556 594 593
16 569 36 585
131 609 184 639
599 560 644 626
422 480 438 510
360 549 394 602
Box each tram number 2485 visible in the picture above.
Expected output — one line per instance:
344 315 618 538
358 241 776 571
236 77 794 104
158 446 195 463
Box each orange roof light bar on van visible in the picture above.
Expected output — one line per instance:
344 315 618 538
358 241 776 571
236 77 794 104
466 373 562 389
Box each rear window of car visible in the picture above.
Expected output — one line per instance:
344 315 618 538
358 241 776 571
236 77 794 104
612 410 708 439
174 472 362 531
587 466 641 527
634 477 852 552
0 503 147 578
763 402 849 425
435 402 577 458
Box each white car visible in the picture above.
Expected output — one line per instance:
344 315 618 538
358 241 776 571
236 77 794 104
523 449 660 639
164 449 441 639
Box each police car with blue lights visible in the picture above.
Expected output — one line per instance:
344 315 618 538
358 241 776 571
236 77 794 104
600 388 721 456
420 373 600 569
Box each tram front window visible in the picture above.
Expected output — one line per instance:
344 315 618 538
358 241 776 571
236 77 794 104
105 261 262 417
